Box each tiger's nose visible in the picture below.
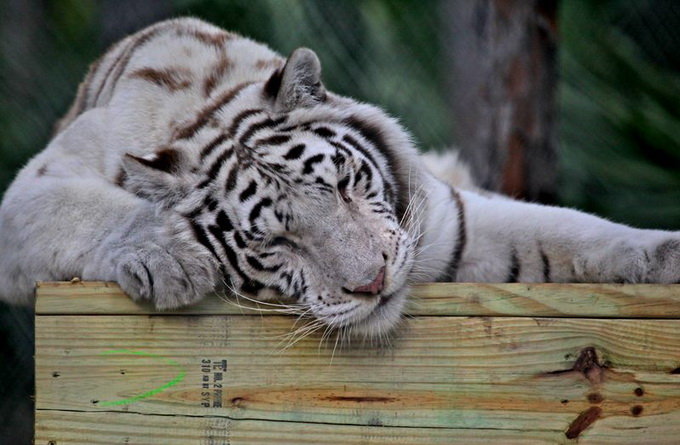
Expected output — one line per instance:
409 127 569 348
346 267 385 295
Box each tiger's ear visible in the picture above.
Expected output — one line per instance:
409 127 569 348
121 148 190 204
266 47 326 112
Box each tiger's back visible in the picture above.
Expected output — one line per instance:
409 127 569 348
55 19 286 169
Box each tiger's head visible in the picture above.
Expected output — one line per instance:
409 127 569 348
122 48 429 338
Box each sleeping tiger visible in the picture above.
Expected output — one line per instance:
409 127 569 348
0 18 678 337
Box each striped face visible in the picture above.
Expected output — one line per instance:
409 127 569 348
112 36 426 337
122 79 419 338
192 116 414 335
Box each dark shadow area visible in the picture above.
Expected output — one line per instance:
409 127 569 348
0 302 34 444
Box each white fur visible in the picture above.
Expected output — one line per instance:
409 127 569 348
421 150 477 190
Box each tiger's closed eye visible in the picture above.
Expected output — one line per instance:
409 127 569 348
269 236 299 249
338 176 351 202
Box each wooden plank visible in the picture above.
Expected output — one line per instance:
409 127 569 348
34 410 680 445
35 314 680 443
36 281 680 318
35 410 569 444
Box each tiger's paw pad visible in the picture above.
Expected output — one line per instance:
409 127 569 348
114 243 217 309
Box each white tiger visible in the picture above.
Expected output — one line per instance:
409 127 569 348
0 18 678 337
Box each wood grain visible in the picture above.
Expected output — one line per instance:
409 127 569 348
39 409 680 445
36 309 680 443
36 281 680 317
35 410 567 444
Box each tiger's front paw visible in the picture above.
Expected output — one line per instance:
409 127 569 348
113 240 218 309
83 207 219 309
576 236 680 284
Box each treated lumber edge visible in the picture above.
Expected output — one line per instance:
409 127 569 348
35 281 680 318
34 409 575 444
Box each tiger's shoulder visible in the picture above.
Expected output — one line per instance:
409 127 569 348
56 17 284 134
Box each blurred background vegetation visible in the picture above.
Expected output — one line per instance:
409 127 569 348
1 0 679 442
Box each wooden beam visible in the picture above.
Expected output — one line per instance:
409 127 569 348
35 282 680 443
37 281 680 318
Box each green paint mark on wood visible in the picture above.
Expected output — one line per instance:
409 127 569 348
97 349 186 407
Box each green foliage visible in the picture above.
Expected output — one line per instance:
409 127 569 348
0 0 98 195
559 1 680 229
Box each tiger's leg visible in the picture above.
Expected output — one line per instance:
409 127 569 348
447 190 679 283
0 175 219 308
0 112 218 308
